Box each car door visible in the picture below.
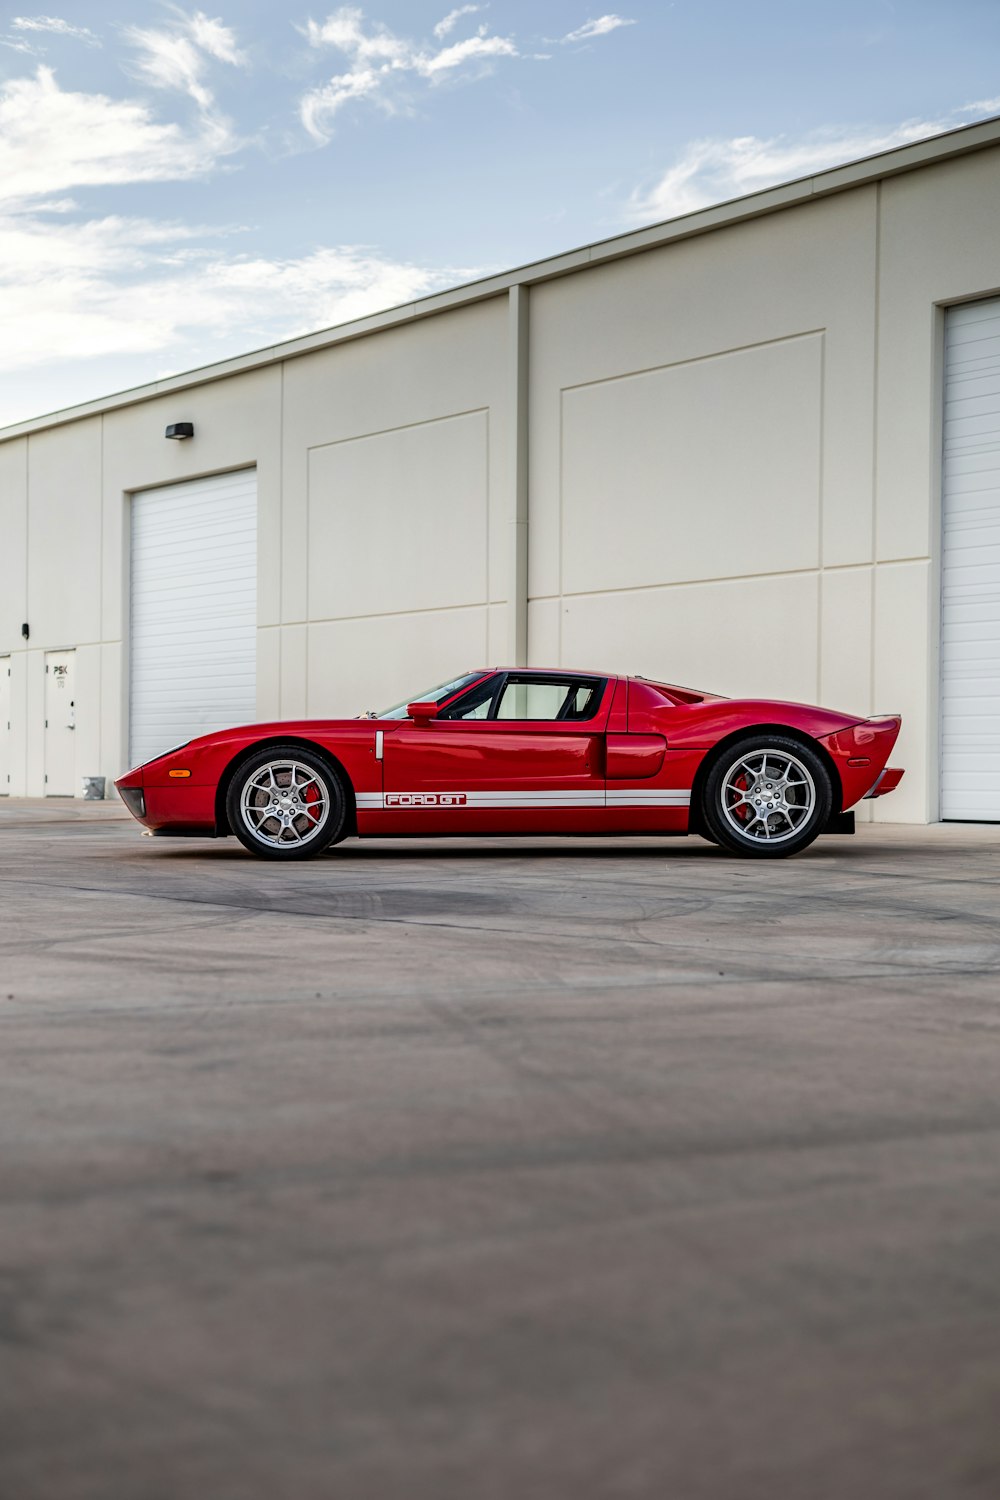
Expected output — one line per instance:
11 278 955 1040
378 672 614 835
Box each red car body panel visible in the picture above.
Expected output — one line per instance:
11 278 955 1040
114 669 904 842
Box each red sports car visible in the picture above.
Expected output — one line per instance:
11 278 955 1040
115 667 904 860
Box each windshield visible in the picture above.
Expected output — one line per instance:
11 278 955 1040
378 671 490 719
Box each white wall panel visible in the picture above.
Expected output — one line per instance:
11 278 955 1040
527 598 561 668
129 470 257 767
280 623 308 719
560 335 822 595
283 300 507 632
486 603 508 666
308 410 488 621
560 572 819 705
307 607 489 720
0 439 26 650
100 642 122 797
0 657 10 795
27 419 102 650
819 568 873 720
528 190 877 604
872 561 930 823
256 627 281 721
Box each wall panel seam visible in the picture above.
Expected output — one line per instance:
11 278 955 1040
305 407 490 454
559 329 826 396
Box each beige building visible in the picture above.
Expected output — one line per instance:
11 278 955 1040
3 117 1000 824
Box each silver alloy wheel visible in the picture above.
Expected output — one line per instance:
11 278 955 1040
239 759 330 849
720 748 816 844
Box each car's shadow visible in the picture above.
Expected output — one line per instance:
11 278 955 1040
150 835 865 863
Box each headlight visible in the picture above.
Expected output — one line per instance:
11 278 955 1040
119 787 146 820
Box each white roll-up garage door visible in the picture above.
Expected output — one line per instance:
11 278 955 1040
941 298 1000 821
130 470 257 768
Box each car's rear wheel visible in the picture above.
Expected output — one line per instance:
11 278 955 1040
226 745 347 859
702 735 832 858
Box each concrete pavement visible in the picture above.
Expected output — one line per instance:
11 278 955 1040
1 801 999 1499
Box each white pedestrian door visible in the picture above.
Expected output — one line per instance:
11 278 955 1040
941 297 1000 821
44 649 76 796
0 658 10 795
130 470 257 768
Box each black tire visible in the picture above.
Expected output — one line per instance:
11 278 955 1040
226 744 347 860
701 734 833 859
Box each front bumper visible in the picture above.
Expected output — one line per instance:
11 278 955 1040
115 760 217 835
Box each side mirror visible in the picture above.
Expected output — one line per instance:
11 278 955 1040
407 701 438 722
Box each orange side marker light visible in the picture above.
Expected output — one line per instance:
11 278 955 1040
168 768 192 779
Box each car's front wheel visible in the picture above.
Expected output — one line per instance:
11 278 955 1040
701 735 833 858
226 745 347 859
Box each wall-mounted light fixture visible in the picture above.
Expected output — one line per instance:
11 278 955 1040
165 422 194 440
21 622 29 640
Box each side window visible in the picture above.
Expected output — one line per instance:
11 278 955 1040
437 675 499 720
494 677 603 721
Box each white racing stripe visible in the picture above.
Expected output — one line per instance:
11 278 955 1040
356 789 690 810
606 790 690 806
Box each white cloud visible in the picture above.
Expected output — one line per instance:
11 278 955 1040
0 66 238 203
419 33 516 76
0 207 473 376
0 10 498 425
629 107 998 223
957 96 1000 116
11 14 100 45
187 12 246 66
434 5 483 39
300 6 518 141
125 9 247 114
301 67 384 137
126 27 216 110
303 8 406 61
562 15 634 43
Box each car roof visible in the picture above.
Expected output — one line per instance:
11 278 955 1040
483 666 614 677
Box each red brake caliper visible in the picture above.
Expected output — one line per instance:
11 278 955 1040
732 772 751 822
303 780 320 823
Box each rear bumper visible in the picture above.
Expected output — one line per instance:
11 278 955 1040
819 717 903 811
864 767 905 799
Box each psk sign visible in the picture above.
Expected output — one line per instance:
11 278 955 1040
385 792 468 807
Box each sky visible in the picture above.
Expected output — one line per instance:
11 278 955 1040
1 0 999 428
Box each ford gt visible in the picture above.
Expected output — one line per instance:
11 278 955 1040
115 667 904 860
